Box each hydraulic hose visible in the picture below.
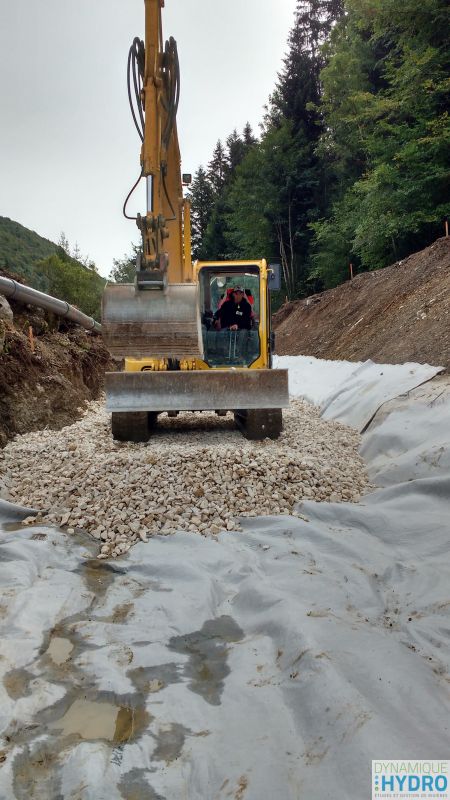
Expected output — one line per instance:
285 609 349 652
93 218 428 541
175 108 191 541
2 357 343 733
123 32 181 221
127 37 145 142
161 37 180 151
0 276 102 333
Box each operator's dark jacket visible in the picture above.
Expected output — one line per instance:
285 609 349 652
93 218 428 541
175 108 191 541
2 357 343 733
215 298 252 330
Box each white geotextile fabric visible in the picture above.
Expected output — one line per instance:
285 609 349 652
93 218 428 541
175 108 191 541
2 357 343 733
1 357 449 800
275 355 443 431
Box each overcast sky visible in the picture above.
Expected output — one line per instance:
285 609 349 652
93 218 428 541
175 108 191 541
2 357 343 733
0 0 296 277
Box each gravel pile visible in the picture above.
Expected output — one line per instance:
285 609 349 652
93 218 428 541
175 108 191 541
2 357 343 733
0 399 371 558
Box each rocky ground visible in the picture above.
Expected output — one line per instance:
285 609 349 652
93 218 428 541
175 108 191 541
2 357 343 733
274 237 450 369
0 398 370 558
0 281 113 447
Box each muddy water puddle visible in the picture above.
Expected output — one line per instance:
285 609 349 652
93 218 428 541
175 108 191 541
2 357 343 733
76 557 125 597
45 636 74 666
49 698 149 744
3 668 33 700
168 615 244 705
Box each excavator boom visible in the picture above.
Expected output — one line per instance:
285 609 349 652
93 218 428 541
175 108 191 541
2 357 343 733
102 0 201 360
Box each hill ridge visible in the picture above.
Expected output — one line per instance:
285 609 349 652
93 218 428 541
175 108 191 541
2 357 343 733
0 216 104 318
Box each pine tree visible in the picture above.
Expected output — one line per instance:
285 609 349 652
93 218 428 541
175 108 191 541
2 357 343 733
71 242 82 262
265 0 344 132
243 122 257 149
256 0 345 295
226 130 246 175
207 140 228 195
188 166 215 260
57 231 70 255
202 195 232 261
225 143 273 262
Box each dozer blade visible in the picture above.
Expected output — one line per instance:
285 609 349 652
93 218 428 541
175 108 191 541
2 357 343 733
102 283 203 359
105 369 289 413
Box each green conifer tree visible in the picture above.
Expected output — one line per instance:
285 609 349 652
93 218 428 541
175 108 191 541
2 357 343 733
188 166 215 259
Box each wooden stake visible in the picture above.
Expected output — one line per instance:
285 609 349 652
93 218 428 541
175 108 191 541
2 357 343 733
445 217 449 238
28 325 35 353
349 262 354 281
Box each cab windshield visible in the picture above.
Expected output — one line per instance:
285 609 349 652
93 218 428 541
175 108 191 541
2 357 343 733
199 267 261 367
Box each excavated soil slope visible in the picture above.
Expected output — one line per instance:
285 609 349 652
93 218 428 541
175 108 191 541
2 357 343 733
0 291 113 447
274 237 450 368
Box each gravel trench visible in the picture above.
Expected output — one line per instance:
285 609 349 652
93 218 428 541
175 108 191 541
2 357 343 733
0 399 371 558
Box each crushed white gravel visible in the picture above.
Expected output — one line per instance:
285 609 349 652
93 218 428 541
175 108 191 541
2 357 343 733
0 399 371 558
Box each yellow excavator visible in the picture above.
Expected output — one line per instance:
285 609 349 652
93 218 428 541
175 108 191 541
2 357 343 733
102 0 289 442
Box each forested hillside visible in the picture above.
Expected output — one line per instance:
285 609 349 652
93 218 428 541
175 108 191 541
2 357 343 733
0 217 104 319
189 0 449 299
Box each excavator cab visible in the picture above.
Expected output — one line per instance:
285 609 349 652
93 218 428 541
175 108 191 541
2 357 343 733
103 257 288 441
198 264 263 368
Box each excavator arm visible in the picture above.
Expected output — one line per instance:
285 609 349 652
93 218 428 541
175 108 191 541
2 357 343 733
138 0 190 286
102 0 201 358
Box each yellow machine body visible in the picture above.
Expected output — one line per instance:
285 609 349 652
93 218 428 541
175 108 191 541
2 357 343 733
102 0 289 439
124 259 272 373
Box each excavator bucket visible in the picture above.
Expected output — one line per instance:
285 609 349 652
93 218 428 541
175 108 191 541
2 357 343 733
105 368 289 413
102 283 203 359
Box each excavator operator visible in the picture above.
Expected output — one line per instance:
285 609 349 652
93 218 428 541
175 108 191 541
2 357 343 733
214 287 252 331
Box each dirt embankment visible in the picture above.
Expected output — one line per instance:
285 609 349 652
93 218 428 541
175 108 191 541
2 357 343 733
274 237 450 369
0 285 113 447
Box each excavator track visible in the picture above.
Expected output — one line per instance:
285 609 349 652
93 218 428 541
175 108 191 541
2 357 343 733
234 408 283 440
111 412 158 442
110 407 283 443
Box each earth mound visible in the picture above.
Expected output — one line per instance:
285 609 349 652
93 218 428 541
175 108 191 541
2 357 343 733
274 237 450 369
